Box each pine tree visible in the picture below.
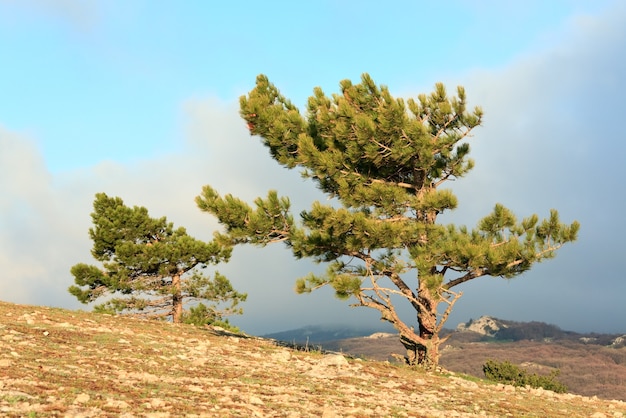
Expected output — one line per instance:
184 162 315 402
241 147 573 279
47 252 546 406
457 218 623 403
69 193 246 324
196 74 579 368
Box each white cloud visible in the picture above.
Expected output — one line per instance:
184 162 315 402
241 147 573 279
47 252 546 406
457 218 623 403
0 127 83 307
0 126 50 203
432 3 626 333
0 100 360 335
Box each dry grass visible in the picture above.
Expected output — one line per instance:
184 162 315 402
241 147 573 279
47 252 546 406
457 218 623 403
440 339 626 401
325 333 626 402
1 301 625 417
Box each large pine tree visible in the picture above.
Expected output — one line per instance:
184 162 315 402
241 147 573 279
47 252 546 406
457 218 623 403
197 74 579 368
70 193 246 324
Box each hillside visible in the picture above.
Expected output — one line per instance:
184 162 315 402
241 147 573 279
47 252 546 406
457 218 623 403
1 302 625 417
314 317 626 402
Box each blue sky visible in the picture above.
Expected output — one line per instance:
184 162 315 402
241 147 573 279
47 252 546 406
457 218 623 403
1 0 625 335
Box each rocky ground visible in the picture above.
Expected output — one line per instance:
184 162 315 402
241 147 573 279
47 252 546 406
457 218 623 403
324 332 626 401
1 301 625 417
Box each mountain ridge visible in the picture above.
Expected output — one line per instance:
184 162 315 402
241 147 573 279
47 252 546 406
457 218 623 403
263 316 626 347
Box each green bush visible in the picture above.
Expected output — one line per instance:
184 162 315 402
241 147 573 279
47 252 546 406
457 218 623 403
483 359 567 393
182 303 241 333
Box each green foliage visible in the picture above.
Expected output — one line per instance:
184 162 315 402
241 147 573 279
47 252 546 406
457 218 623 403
483 359 568 393
198 73 580 368
182 302 242 333
238 74 482 211
69 193 246 323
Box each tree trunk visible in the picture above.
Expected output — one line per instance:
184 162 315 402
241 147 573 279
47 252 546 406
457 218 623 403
405 208 442 368
172 273 183 323
417 285 441 368
395 319 440 369
398 287 441 369
399 321 440 369
416 328 440 369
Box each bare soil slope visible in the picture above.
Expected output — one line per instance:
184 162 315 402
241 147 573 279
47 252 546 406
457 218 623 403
1 301 625 417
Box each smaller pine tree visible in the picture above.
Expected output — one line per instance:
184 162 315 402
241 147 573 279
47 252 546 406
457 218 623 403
69 193 246 324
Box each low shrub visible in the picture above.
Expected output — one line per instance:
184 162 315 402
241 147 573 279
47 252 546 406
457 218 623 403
483 359 567 393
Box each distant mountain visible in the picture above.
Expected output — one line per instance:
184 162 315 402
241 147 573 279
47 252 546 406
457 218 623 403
456 316 508 337
611 335 626 348
261 324 394 344
263 317 626 347
456 316 570 341
455 316 625 346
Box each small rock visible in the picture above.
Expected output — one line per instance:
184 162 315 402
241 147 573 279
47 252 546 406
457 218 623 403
106 399 130 409
74 393 90 404
379 381 401 389
271 350 291 362
319 354 348 367
321 406 339 417
149 398 167 408
192 357 208 366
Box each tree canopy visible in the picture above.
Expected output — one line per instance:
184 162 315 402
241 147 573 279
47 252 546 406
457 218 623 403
70 193 246 324
197 74 579 368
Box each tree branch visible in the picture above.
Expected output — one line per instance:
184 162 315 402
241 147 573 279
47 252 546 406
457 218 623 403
444 269 484 289
385 271 423 313
353 291 425 348
434 288 463 335
339 169 415 190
